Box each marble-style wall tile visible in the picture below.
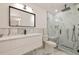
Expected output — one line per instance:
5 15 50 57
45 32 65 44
9 28 17 35
0 29 8 37
0 27 48 42
17 28 25 35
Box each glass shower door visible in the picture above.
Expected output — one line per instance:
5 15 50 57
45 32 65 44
47 12 79 54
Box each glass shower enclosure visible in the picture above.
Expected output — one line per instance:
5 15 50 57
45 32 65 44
47 11 79 54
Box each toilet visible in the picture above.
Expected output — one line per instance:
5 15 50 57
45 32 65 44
44 40 57 48
43 40 57 54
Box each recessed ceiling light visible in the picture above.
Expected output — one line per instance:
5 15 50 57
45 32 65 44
55 9 58 12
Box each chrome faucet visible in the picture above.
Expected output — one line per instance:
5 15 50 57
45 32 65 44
24 29 26 35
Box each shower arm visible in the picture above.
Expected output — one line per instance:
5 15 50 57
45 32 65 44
61 4 70 12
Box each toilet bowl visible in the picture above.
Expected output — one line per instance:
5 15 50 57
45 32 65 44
43 35 57 48
43 40 57 54
44 41 57 48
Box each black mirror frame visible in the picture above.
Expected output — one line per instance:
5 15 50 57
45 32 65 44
9 6 36 27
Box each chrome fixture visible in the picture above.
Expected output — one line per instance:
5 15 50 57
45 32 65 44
61 4 70 12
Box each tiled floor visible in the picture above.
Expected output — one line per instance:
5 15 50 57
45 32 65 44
24 43 67 55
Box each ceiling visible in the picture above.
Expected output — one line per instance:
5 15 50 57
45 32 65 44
31 3 66 13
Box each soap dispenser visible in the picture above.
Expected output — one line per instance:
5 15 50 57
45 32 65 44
24 29 26 35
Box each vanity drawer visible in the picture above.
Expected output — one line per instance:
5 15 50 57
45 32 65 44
27 35 42 43
0 34 43 54
0 38 28 53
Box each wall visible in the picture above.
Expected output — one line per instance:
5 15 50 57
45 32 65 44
27 4 48 41
50 5 79 49
27 4 47 28
0 4 9 28
0 3 48 41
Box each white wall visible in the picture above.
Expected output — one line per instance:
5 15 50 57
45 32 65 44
29 4 47 28
0 3 47 28
0 4 9 28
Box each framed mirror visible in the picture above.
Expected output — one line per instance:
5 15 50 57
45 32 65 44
9 6 36 27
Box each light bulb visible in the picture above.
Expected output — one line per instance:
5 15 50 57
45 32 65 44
13 3 23 9
55 9 58 12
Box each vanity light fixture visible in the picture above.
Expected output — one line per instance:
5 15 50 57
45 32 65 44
23 4 26 10
26 6 33 12
12 3 33 12
13 3 23 9
23 4 33 12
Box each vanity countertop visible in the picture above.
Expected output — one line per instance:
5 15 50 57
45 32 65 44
0 33 42 41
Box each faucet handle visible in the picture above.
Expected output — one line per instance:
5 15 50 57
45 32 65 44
24 29 26 35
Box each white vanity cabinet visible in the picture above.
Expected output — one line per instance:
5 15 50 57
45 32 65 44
0 33 43 55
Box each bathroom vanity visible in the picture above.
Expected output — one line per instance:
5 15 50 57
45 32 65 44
0 33 43 55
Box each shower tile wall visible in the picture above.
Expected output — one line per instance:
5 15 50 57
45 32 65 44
0 28 42 35
47 12 59 42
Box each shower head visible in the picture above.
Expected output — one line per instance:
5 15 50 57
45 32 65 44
61 4 71 12
61 7 71 12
